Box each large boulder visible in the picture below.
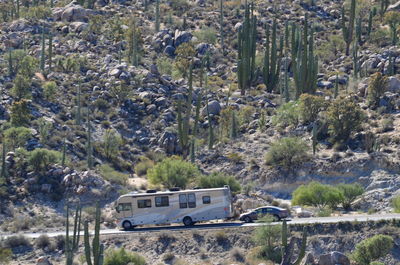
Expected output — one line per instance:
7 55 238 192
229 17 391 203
36 257 53 265
158 131 179 154
202 100 221 116
53 2 98 22
174 30 192 47
387 76 400 92
318 251 350 265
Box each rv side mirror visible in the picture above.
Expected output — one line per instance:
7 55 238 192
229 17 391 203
116 204 120 213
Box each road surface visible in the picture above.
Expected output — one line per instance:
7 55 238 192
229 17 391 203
2 213 400 239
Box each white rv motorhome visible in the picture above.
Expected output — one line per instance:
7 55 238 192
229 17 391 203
115 186 233 229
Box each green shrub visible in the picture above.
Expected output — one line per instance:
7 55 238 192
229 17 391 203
253 220 282 262
351 235 394 265
4 127 32 150
11 74 31 100
392 195 400 213
317 207 332 217
104 248 146 265
367 72 388 109
36 118 52 144
193 26 217 44
156 56 173 76
299 93 327 124
369 262 385 265
10 99 31 127
0 248 12 264
98 164 128 185
196 172 241 193
134 157 155 176
18 55 37 77
337 183 364 210
43 81 57 101
147 156 200 188
23 6 52 19
265 137 309 171
28 148 62 173
326 96 364 144
292 181 344 209
272 101 300 128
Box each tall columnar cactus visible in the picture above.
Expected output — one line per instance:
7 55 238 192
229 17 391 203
280 220 307 265
1 141 7 179
220 0 224 52
341 0 356 55
61 138 67 167
291 15 318 98
155 0 160 32
237 2 257 95
8 49 13 76
16 0 20 18
355 17 362 44
48 31 53 72
86 109 93 169
40 26 46 72
312 122 318 155
367 10 373 37
76 83 82 125
127 19 141 66
84 203 104 265
380 0 390 17
177 66 201 158
230 110 238 139
263 20 281 93
353 40 359 78
334 74 339 98
66 204 82 265
388 54 396 76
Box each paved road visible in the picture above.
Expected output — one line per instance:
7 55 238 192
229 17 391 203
2 213 400 239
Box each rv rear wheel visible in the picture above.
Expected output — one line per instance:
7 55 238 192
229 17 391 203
122 221 132 230
183 216 193 226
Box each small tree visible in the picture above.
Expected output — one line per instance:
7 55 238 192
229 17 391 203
367 72 388 109
43 81 57 101
174 43 196 79
4 127 32 150
292 182 344 209
10 99 31 127
11 74 31 100
265 137 309 171
326 96 364 144
383 11 400 45
28 148 62 173
351 235 394 265
298 93 326 124
337 183 364 210
102 129 122 160
147 157 200 188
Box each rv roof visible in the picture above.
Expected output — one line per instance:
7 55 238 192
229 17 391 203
119 187 229 198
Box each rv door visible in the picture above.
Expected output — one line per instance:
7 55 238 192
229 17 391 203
117 203 133 218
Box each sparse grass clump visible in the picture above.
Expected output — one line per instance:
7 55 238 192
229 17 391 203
35 234 51 250
134 157 154 176
392 195 400 213
3 235 30 249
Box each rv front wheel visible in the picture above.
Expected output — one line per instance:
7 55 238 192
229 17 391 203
183 216 193 226
122 221 132 230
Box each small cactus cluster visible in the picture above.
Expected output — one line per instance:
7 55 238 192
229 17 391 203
341 0 356 55
280 220 308 265
66 204 82 265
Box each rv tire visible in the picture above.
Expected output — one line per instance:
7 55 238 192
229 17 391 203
183 216 193 226
122 221 133 230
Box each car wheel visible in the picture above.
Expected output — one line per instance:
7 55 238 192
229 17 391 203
244 216 252 223
183 216 193 226
122 221 132 230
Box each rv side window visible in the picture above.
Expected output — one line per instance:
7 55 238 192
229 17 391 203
179 194 187 208
137 199 151 208
202 196 211 204
188 193 196 208
117 203 132 212
155 196 169 207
